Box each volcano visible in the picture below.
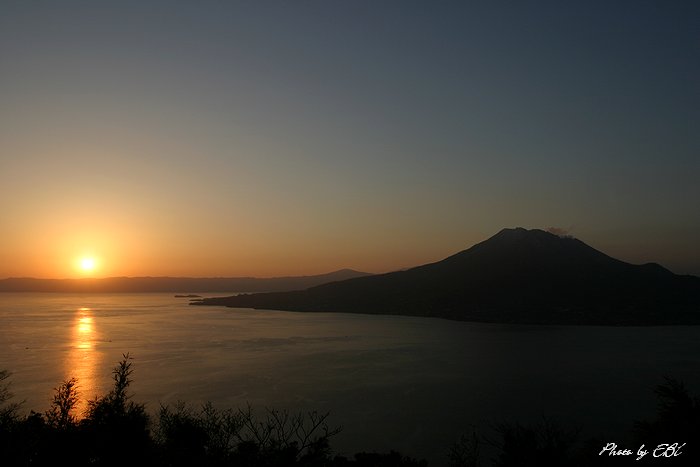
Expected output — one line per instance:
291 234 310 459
193 228 700 325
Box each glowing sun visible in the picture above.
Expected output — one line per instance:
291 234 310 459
80 257 96 272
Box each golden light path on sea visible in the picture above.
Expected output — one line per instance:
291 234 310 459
67 307 101 417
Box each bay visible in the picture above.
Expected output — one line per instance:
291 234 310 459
1 293 699 465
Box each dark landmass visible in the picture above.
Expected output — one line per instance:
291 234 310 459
0 269 371 294
193 228 700 325
174 294 202 298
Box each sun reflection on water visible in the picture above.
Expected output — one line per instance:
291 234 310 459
67 307 102 417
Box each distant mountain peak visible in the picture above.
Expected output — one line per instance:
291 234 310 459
195 228 700 325
493 227 567 240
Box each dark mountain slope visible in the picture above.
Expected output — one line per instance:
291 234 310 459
194 228 700 325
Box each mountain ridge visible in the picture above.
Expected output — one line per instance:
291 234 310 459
0 269 371 293
193 228 700 325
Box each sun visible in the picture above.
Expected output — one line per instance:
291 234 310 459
73 254 102 277
80 257 96 272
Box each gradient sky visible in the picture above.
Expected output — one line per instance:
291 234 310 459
1 1 698 279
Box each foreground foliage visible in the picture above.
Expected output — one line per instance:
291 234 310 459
1 356 698 466
0 355 425 466
448 378 700 467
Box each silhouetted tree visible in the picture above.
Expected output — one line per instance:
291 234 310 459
485 417 581 467
633 377 700 466
81 353 153 466
1 369 24 426
17 359 698 466
448 428 481 467
154 400 343 466
155 401 243 466
1 370 23 465
3 357 435 466
45 377 79 430
235 405 341 464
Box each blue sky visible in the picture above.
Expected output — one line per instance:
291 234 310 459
1 1 698 277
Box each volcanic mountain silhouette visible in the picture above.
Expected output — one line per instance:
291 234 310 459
194 228 700 324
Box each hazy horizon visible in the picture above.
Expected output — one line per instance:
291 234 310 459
2 1 697 279
0 268 370 281
2 226 700 281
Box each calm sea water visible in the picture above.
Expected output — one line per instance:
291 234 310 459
1 293 699 464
